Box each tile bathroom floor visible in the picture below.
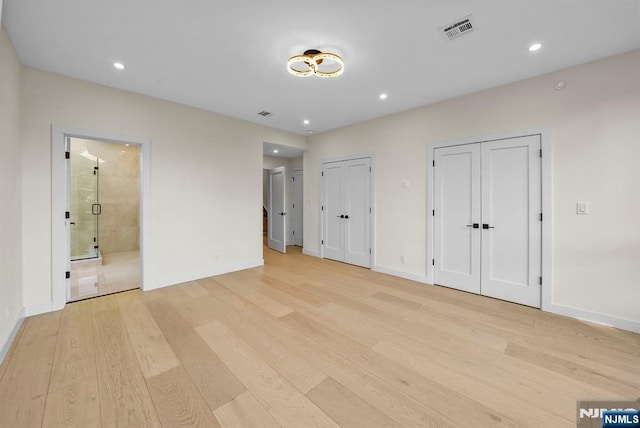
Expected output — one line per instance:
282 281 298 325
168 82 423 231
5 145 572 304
70 251 140 302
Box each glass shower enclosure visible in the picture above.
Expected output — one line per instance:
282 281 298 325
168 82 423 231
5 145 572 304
70 142 102 260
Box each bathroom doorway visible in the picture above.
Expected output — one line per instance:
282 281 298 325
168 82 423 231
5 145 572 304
68 137 141 302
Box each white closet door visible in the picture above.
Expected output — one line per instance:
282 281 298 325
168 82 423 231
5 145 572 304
343 158 371 268
480 136 541 307
433 144 481 294
291 169 303 246
322 162 344 262
268 166 286 254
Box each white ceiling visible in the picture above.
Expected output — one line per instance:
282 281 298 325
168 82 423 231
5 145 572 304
3 0 640 135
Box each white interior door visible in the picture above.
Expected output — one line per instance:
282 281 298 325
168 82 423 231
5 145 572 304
291 169 303 246
480 136 542 307
322 163 344 261
268 166 286 253
433 144 481 293
343 158 371 268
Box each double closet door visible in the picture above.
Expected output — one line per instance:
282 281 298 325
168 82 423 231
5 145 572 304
433 135 542 307
322 157 371 268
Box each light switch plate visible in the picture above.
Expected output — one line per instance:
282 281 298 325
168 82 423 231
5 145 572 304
576 202 589 215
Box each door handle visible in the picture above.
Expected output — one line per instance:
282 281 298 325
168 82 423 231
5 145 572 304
337 215 344 218
466 223 479 228
482 224 495 229
344 215 350 219
279 212 286 216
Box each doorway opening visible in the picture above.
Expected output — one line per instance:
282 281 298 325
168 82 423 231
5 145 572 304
68 137 141 302
51 126 150 311
262 142 304 258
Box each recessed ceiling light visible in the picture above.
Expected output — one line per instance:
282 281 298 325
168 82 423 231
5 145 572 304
555 81 567 90
273 149 279 153
380 93 388 100
528 43 542 52
303 119 310 125
113 62 125 70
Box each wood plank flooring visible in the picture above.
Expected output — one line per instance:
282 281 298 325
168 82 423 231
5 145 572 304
1 246 639 427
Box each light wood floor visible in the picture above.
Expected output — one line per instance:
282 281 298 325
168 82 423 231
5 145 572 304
1 246 639 427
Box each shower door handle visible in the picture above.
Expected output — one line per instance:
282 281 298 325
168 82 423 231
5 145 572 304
92 204 102 215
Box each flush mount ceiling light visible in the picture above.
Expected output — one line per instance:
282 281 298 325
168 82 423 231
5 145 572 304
113 62 125 70
288 49 344 78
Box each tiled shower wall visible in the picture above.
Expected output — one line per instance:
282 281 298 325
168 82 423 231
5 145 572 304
72 138 140 255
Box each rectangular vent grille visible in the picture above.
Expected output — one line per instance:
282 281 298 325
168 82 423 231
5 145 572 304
258 111 273 117
441 15 474 41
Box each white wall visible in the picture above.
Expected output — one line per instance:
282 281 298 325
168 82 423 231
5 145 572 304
0 28 23 359
20 68 305 311
304 49 640 327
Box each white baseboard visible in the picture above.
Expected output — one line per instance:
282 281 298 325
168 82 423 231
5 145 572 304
0 309 25 365
145 259 265 291
373 265 429 284
24 301 53 317
302 248 321 258
551 304 640 333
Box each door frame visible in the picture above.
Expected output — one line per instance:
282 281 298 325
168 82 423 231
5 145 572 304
320 153 375 267
291 168 304 246
426 128 552 311
52 125 151 310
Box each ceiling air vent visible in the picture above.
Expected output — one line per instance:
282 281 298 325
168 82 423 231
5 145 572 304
257 110 273 117
440 15 474 41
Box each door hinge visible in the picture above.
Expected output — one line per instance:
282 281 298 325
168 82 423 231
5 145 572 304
293 204 295 208
432 259 435 266
432 209 435 216
369 167 371 172
65 151 70 159
369 207 372 213
433 160 435 167
292 230 295 235
539 149 542 158
65 211 70 219
292 177 295 181
369 248 372 254
539 276 542 285
321 171 324 177
321 205 324 211
540 213 543 221
321 240 324 245
65 271 70 279
94 245 99 249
